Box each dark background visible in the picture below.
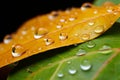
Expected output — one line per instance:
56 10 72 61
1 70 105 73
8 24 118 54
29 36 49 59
0 0 94 80
0 0 93 42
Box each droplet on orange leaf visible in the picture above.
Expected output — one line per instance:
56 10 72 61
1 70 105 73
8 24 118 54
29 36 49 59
94 25 104 34
81 2 93 11
3 34 12 44
81 34 90 41
44 38 54 46
59 33 68 40
69 17 75 21
34 28 48 39
11 44 25 57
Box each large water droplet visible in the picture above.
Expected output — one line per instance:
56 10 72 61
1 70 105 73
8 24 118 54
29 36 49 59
34 28 48 39
80 59 92 71
44 38 54 45
57 73 64 78
98 44 113 54
68 68 77 75
3 35 12 44
81 34 90 41
86 41 96 48
81 3 92 11
76 48 86 56
59 33 68 40
94 25 104 34
11 44 25 57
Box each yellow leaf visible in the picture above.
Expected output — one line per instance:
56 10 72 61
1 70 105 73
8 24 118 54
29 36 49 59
0 2 120 68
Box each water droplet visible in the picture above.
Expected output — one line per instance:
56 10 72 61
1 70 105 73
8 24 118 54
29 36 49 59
44 38 54 45
67 61 71 64
94 25 104 34
11 44 25 57
57 73 64 78
68 69 77 75
21 30 27 35
81 3 92 11
56 25 62 29
93 10 98 14
59 33 68 40
86 41 96 48
26 68 33 73
3 35 12 44
34 28 48 39
69 17 75 21
60 19 65 23
81 34 90 41
88 21 94 26
98 45 113 54
106 7 113 13
80 59 92 71
76 48 87 56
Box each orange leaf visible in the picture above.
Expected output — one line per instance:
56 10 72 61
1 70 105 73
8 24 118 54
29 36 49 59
0 2 120 68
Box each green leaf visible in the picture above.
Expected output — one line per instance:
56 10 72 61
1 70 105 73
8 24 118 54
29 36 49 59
8 1 120 80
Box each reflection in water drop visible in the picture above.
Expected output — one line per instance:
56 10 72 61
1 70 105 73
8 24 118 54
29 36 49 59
98 44 113 54
57 73 64 78
76 48 87 56
80 59 92 71
86 41 96 48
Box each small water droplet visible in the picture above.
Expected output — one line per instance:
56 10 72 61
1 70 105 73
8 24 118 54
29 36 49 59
34 28 48 39
67 61 71 64
56 25 62 29
88 21 94 26
68 69 77 75
106 7 113 13
21 30 27 35
81 34 90 41
57 73 64 78
94 25 104 34
93 10 98 14
80 59 92 71
98 45 113 54
69 17 75 21
26 68 33 73
11 44 25 57
59 33 68 40
44 38 54 45
60 19 65 23
81 3 92 11
76 48 87 56
86 41 96 48
3 35 12 44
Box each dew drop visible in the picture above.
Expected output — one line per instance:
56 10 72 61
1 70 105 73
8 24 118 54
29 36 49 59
98 45 113 54
56 25 62 29
59 33 68 40
76 48 86 56
106 7 113 13
80 59 92 71
81 3 92 11
60 19 65 23
11 44 25 57
44 38 54 46
34 28 48 39
3 35 12 44
21 30 27 35
81 34 90 41
93 10 98 14
86 41 96 48
68 69 77 75
69 17 75 21
57 73 64 78
26 68 33 73
94 25 104 34
88 21 94 26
